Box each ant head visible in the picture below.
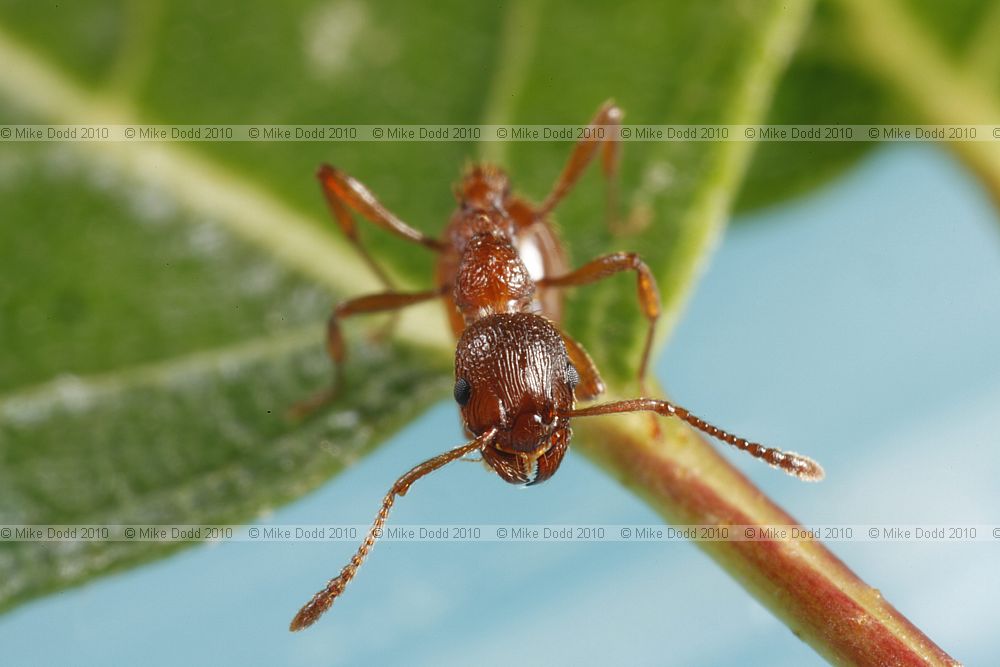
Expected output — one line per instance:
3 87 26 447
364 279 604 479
454 313 578 484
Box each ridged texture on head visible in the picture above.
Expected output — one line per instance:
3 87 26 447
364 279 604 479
454 313 575 484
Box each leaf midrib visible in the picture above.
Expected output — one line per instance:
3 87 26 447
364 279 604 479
0 324 319 420
0 22 450 344
0 21 453 405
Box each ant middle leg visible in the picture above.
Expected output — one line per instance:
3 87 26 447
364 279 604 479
538 252 660 396
288 287 445 420
535 99 623 227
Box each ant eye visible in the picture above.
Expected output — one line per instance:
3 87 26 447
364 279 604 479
566 363 579 391
454 378 472 406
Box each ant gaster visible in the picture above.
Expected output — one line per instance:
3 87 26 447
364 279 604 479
289 101 824 631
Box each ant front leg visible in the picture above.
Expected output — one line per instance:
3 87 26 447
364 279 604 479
288 288 445 420
561 332 605 401
317 164 447 290
539 252 660 396
536 100 623 228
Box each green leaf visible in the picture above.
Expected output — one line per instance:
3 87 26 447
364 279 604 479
735 6 891 211
738 0 1000 212
0 0 810 615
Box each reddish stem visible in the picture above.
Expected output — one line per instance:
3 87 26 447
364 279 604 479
575 407 959 666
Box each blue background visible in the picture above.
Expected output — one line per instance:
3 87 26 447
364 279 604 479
2 143 998 665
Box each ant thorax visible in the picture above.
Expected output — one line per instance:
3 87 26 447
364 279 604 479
453 232 537 322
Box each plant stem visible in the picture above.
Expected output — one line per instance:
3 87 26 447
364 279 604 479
574 394 959 665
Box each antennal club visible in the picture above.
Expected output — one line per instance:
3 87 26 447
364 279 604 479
290 429 497 631
565 399 824 481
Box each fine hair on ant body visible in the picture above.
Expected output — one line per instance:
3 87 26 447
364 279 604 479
289 100 824 631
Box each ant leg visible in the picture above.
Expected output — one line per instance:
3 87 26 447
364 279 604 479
536 99 623 227
538 252 660 395
288 288 445 419
290 428 498 631
317 164 447 289
561 332 605 401
564 399 824 482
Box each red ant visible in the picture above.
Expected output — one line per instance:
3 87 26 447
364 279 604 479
289 101 823 631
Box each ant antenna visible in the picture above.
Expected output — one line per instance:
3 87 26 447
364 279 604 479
290 428 498 631
565 399 824 481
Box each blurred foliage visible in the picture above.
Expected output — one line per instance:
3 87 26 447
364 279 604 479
739 0 1000 211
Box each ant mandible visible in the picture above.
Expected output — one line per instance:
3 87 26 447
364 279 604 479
289 100 824 631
